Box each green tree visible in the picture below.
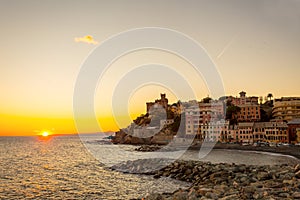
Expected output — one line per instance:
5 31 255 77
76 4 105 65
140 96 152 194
267 93 273 101
226 105 241 125
203 97 212 103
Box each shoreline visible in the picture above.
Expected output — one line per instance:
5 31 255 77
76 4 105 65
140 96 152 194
133 143 300 160
109 144 300 199
210 143 300 160
110 158 300 199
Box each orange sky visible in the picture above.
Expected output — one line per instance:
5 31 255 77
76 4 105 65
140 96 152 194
1 0 300 136
0 114 77 136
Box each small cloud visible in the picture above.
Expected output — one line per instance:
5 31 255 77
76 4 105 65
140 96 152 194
74 35 98 45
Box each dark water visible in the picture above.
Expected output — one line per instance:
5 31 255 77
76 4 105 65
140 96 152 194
0 136 189 199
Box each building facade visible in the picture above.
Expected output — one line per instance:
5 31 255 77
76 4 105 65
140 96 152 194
237 122 288 144
235 104 261 122
287 119 300 143
263 122 288 144
201 120 229 142
184 100 225 139
227 91 259 106
237 122 254 143
185 105 201 137
199 101 225 124
226 91 261 122
272 97 300 121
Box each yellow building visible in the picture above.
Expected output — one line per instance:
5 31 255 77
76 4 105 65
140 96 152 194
273 97 300 121
296 128 300 143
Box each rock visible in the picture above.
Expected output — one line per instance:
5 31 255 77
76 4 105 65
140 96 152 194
184 168 192 175
197 188 213 196
232 181 239 188
219 194 239 200
187 189 198 200
200 171 211 179
253 192 262 199
135 145 162 152
239 176 249 183
257 171 270 181
243 186 256 194
278 192 290 198
293 192 300 199
250 182 263 188
205 192 218 199
295 170 300 179
112 158 300 200
144 193 164 200
295 164 300 172
173 189 188 200
283 179 294 185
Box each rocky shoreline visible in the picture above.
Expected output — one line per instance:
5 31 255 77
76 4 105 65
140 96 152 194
110 159 300 199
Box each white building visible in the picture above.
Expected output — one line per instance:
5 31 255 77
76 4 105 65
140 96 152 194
160 119 174 129
201 120 229 142
185 105 201 136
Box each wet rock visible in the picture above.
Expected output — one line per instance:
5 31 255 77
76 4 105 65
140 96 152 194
135 145 162 152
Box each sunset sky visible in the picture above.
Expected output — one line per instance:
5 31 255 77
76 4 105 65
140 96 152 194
1 0 300 136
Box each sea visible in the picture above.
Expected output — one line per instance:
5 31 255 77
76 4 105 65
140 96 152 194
0 135 299 199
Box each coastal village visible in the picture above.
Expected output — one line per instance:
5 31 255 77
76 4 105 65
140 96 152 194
111 92 300 199
112 92 300 146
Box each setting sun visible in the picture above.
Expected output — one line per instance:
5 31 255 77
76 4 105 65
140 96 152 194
42 131 49 137
40 131 52 137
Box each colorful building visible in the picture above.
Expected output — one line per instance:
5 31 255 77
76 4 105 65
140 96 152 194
201 120 229 142
227 91 259 106
237 122 254 143
235 104 261 122
226 91 261 122
238 122 289 144
272 97 300 121
287 119 300 143
263 122 289 144
184 100 225 139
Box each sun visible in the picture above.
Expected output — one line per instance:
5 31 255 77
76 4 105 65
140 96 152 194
39 130 52 137
42 131 49 137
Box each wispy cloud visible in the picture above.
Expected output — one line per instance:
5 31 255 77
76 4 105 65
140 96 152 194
74 35 98 45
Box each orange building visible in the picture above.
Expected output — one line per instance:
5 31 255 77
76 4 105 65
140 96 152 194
237 122 254 143
235 104 261 122
227 91 259 106
228 91 261 122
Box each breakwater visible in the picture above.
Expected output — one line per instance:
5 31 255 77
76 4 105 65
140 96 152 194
111 159 300 199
